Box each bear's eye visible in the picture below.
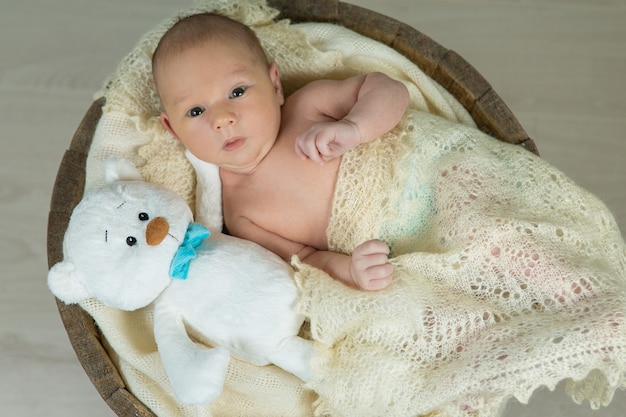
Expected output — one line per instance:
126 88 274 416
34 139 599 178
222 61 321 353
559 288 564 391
138 212 149 221
126 236 138 246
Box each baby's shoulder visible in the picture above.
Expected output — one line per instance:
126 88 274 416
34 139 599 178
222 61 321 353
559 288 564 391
283 79 344 123
288 78 339 100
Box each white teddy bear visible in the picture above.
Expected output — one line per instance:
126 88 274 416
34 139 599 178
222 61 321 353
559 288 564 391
47 158 315 405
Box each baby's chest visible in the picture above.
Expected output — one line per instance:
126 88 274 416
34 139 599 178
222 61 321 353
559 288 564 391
223 159 338 248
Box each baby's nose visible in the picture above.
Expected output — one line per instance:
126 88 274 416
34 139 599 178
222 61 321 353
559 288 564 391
211 107 236 131
146 217 169 246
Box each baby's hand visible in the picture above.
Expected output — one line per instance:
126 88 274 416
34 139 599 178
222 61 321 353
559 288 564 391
350 239 393 290
295 119 362 165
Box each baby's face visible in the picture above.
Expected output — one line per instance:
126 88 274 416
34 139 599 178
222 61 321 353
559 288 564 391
157 39 284 174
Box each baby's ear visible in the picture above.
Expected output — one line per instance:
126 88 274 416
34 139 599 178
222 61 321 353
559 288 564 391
47 261 91 304
104 157 143 184
268 62 284 103
160 112 180 141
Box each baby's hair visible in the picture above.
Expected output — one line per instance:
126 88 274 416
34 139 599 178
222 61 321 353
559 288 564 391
152 12 269 89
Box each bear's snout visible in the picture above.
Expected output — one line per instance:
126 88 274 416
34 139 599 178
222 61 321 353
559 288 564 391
146 217 169 246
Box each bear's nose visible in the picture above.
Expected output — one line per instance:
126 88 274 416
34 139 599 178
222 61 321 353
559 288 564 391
146 217 169 246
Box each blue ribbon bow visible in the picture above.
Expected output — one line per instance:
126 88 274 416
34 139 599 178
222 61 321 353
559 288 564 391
169 222 210 280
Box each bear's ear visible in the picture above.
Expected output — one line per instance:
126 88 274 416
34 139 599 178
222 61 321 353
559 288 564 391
104 157 143 184
47 261 92 304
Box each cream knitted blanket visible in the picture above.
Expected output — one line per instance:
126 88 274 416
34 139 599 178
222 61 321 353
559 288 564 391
78 1 626 416
294 109 626 416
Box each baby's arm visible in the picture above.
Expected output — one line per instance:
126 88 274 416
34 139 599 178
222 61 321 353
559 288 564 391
301 240 393 291
294 72 410 164
228 216 392 290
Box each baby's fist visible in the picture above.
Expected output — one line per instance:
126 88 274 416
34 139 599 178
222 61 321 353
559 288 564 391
350 239 393 290
295 119 361 165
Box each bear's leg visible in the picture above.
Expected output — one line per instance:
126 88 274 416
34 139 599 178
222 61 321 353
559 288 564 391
267 336 316 382
154 305 231 405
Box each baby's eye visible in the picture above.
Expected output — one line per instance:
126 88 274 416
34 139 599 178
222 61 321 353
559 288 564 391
126 236 138 247
187 106 205 117
229 86 246 99
138 212 149 221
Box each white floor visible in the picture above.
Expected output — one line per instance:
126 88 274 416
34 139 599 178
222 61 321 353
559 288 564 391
1 0 624 416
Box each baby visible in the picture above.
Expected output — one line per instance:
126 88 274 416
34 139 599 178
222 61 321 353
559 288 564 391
152 12 410 290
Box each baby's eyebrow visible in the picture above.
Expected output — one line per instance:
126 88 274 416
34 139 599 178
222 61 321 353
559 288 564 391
116 201 126 209
171 94 192 109
169 67 256 108
105 230 108 242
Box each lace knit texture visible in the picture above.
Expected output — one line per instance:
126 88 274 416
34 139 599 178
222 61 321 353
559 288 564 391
77 1 626 416
295 109 626 416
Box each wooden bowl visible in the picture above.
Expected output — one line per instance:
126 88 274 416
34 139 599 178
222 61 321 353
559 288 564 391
46 1 536 415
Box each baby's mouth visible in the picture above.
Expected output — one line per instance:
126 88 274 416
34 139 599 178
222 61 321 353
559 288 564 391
223 137 245 151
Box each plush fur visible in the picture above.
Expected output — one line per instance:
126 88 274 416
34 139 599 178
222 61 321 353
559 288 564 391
48 158 314 405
